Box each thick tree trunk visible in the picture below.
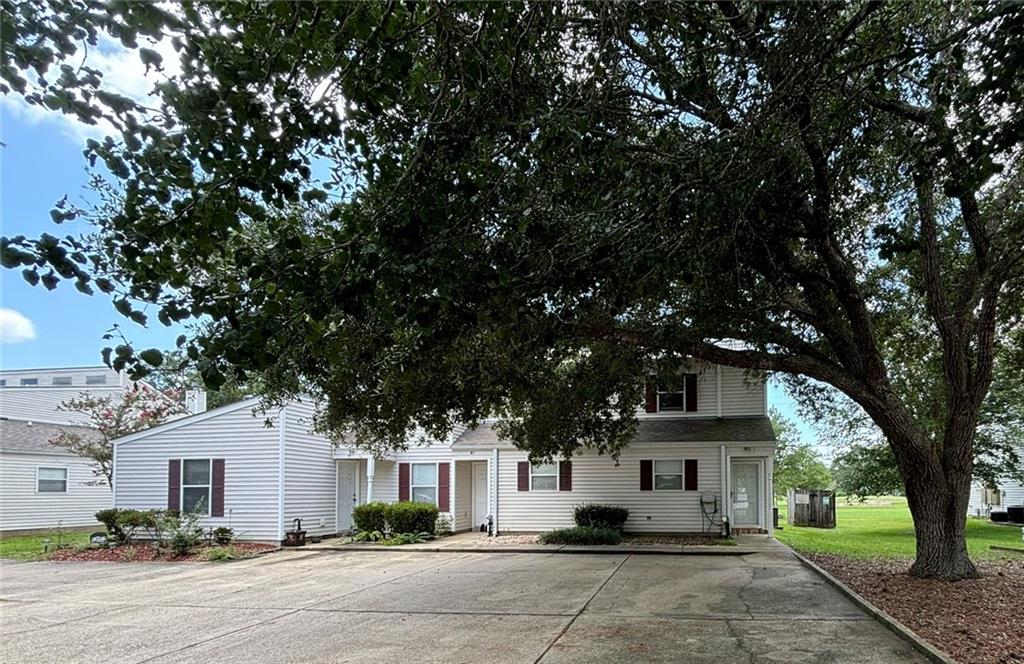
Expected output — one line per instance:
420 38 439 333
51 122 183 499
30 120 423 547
902 452 978 580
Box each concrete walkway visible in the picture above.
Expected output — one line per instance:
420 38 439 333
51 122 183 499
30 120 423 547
0 539 927 663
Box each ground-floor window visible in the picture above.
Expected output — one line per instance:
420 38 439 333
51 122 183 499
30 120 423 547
530 462 558 491
411 463 438 504
37 467 67 493
654 460 683 490
182 459 212 515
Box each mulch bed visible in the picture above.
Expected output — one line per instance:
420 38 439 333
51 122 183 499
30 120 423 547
806 553 1024 664
46 543 278 563
623 534 732 546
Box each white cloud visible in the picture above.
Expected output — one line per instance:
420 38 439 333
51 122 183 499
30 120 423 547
2 34 181 145
0 308 37 344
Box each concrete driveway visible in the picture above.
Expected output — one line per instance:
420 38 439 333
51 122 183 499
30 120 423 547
1 541 925 663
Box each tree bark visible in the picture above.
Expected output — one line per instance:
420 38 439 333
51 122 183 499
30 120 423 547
903 458 978 580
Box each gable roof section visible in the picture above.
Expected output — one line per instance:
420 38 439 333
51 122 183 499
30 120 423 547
0 418 97 456
453 416 776 448
113 396 265 446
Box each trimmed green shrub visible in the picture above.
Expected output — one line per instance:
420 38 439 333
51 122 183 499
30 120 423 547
388 501 439 535
538 526 623 545
573 504 630 532
352 501 390 533
95 508 162 544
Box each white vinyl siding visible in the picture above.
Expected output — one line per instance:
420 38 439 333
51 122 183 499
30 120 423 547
498 442 773 533
0 386 127 425
640 363 764 418
114 404 281 541
719 366 765 417
0 452 111 532
281 401 337 537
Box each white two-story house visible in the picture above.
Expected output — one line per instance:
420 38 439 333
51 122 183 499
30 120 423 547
111 361 775 542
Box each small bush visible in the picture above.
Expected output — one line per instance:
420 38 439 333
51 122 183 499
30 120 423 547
204 546 237 561
538 526 623 545
352 530 385 542
157 506 204 556
95 508 162 544
352 501 390 533
383 532 430 546
573 504 630 532
388 501 439 535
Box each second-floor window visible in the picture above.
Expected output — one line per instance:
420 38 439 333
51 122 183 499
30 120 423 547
52 377 72 386
646 374 698 413
86 375 107 385
20 378 38 386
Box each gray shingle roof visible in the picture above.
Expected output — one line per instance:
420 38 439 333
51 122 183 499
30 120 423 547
453 416 775 448
0 418 96 455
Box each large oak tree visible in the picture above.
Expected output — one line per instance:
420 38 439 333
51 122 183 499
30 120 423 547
3 1 1023 579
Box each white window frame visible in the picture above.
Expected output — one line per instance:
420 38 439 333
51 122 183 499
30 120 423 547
52 376 73 386
181 458 212 516
36 466 68 494
85 374 107 385
410 462 439 506
653 459 684 491
20 378 39 386
655 377 687 412
529 462 559 491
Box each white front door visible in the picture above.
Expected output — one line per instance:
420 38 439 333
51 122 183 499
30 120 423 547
337 461 360 532
472 462 488 531
731 460 762 527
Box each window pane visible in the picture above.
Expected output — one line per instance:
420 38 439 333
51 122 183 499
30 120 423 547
38 480 67 493
182 459 210 485
182 487 210 514
412 463 437 486
86 375 107 385
531 475 557 491
654 460 682 474
39 468 68 481
52 377 72 386
654 474 683 490
412 487 437 505
20 378 38 386
531 463 556 476
658 392 685 410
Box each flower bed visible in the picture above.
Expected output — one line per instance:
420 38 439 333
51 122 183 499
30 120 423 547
807 553 1024 664
46 543 277 563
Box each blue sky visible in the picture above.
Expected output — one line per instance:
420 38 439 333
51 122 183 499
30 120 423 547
1 107 183 369
0 99 818 445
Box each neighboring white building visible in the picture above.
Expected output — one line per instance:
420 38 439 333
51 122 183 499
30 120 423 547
0 366 129 425
112 362 776 542
967 444 1024 518
0 419 112 534
0 365 197 534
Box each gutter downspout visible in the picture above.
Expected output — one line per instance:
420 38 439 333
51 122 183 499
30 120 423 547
366 456 376 503
277 406 287 542
720 444 728 536
492 448 499 536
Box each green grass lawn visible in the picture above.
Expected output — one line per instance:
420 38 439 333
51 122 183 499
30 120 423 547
0 531 92 560
774 495 1023 560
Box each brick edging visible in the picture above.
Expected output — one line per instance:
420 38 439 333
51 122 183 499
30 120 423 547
784 546 957 664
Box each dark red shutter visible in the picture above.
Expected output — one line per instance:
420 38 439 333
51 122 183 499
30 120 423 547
645 380 657 413
438 462 450 511
640 459 653 491
167 459 181 510
517 461 529 491
559 460 572 491
684 459 698 490
685 374 698 412
398 463 410 501
211 459 225 517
